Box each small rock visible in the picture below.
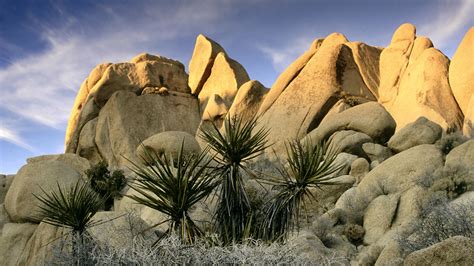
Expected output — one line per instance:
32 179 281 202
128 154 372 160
362 142 393 163
388 117 442 153
350 158 370 183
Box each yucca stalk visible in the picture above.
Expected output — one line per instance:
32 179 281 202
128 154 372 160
199 115 269 244
34 181 105 265
127 142 218 245
261 140 342 241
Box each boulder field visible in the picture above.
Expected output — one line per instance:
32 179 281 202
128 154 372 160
1 24 473 265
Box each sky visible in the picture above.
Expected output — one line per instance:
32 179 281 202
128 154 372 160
0 0 473 174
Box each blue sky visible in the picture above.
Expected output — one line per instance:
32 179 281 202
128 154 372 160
1 0 473 174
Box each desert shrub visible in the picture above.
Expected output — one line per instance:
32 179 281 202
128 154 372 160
199 115 269 244
417 166 473 199
435 130 468 155
261 140 342 241
85 161 127 210
397 195 474 255
127 144 219 244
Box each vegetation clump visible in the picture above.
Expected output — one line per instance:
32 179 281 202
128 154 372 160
85 161 127 210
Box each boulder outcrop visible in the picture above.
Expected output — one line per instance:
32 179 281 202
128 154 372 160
227 80 268 123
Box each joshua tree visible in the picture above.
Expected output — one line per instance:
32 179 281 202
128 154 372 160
127 143 219 244
199 115 269 244
261 140 342 241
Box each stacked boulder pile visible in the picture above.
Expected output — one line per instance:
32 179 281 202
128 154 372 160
0 24 473 265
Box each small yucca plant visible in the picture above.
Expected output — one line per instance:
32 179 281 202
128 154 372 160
199 115 269 244
261 140 342 241
34 181 105 265
127 143 219 245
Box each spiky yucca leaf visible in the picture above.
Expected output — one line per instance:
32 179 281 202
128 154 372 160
127 142 218 244
199 115 269 244
262 140 342 241
34 181 105 233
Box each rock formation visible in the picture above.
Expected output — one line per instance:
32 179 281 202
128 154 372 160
1 24 473 265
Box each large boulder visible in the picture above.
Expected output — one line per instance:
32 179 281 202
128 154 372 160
76 118 102 165
95 91 200 168
257 33 377 153
188 34 225 95
227 80 268 123
198 52 250 110
363 194 400 245
257 38 324 115
362 143 392 163
384 47 463 130
326 130 372 157
463 95 474 137
378 23 416 105
304 102 396 145
65 54 190 152
0 223 38 266
26 153 91 177
4 161 82 222
404 236 474 266
444 140 474 174
449 27 474 116
135 131 201 162
388 117 442 153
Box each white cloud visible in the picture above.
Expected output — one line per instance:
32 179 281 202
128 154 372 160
258 36 313 72
0 125 35 152
419 0 474 49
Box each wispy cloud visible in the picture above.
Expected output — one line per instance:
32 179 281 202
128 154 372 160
419 0 474 49
0 125 35 152
0 0 232 133
258 36 313 72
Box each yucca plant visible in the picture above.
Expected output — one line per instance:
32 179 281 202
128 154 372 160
127 143 219 245
34 181 105 265
261 140 342 241
199 115 269 244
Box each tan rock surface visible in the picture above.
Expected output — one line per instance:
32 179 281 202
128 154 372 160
227 80 268 122
346 42 382 98
463 95 474 137
135 131 201 162
0 223 38 266
387 117 442 153
198 52 250 110
408 36 433 65
257 38 324 115
4 161 82 222
26 153 91 178
95 91 200 168
378 23 416 105
188 34 225 95
257 33 376 153
76 118 102 165
449 27 474 115
201 94 228 122
404 236 474 266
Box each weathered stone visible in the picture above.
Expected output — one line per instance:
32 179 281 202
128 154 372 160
76 118 102 165
0 204 10 235
135 131 201 162
449 27 474 116
463 95 474 137
362 143 393 163
4 161 82 222
385 48 463 130
404 236 474 266
65 97 101 153
305 102 396 145
408 36 433 66
188 34 225 95
95 91 200 168
0 174 14 204
378 23 416 105
198 52 250 110
444 140 474 174
201 94 228 122
346 41 382 98
227 80 268 123
258 33 376 154
257 38 324 115
350 158 370 183
27 153 91 178
363 194 400 244
388 117 442 153
0 223 38 266
326 130 372 157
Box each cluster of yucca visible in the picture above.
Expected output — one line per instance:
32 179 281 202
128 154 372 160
35 114 342 255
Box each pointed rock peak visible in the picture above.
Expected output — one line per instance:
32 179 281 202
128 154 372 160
409 36 433 63
202 94 228 121
320 32 349 49
390 23 416 43
188 34 226 95
310 38 325 51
